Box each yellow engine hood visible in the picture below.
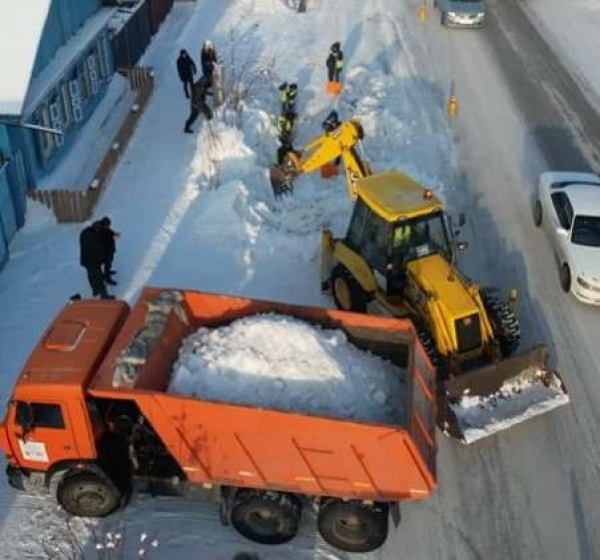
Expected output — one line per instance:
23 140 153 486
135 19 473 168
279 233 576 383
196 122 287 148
406 254 479 318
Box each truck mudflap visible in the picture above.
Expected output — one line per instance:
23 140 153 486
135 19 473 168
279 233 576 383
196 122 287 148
437 346 569 444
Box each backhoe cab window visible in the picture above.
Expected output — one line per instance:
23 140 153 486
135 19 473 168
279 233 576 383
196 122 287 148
16 402 65 429
361 210 391 273
392 212 451 264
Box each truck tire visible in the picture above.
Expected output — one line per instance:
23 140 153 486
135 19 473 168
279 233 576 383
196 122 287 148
57 471 121 517
331 265 367 313
417 328 446 378
231 490 301 545
482 293 520 357
317 500 388 553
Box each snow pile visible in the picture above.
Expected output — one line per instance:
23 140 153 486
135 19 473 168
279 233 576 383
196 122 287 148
169 314 406 425
450 369 569 444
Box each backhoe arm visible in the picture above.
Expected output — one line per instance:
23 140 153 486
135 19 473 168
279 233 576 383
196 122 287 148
270 118 372 198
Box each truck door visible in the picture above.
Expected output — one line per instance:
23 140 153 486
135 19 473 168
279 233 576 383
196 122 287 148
6 401 78 470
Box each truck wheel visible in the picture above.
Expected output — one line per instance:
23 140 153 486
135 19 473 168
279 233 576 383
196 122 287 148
57 471 121 517
231 490 301 545
331 265 367 312
482 293 520 357
317 499 388 553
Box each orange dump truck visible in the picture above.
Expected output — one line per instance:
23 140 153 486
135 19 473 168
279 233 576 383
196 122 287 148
0 288 436 553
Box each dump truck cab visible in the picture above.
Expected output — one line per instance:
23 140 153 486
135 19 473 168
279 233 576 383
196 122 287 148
0 299 129 490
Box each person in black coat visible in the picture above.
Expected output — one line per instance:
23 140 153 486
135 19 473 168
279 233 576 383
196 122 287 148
184 76 213 133
326 42 344 83
79 221 112 298
176 49 197 98
200 40 218 83
98 216 119 285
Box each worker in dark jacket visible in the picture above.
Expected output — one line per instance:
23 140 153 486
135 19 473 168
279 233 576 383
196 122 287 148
277 110 296 146
322 110 341 133
326 42 344 83
184 77 213 133
98 216 119 285
79 221 112 298
176 49 197 98
200 40 218 82
279 82 298 113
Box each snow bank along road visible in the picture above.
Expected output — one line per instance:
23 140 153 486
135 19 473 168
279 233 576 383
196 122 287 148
1 0 600 558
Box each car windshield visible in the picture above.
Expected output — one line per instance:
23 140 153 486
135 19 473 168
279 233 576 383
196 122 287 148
571 215 600 247
391 211 451 264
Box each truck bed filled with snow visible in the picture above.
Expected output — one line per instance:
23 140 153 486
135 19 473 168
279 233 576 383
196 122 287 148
449 369 569 444
169 314 407 425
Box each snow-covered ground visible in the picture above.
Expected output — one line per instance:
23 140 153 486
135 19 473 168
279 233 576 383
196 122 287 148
2 0 600 558
524 0 600 108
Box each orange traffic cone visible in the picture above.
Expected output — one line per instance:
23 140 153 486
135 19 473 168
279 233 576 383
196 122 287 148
326 81 342 96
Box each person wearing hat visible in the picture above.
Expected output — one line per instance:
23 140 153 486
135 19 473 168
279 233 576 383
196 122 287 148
98 217 120 286
79 221 112 298
176 49 197 99
200 40 218 83
326 42 344 84
279 82 298 113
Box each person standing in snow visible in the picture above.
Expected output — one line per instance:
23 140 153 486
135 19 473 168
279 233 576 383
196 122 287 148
184 76 213 133
277 110 296 146
98 216 119 286
200 40 218 83
326 42 344 84
279 82 298 114
176 49 197 98
79 221 113 299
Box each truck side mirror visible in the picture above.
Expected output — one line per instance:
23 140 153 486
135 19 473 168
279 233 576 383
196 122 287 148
15 402 34 432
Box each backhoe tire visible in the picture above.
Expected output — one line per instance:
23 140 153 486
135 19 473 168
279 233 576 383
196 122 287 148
482 293 520 357
533 200 542 227
317 499 389 553
560 263 571 293
57 471 121 518
231 490 301 545
331 265 368 313
417 328 445 376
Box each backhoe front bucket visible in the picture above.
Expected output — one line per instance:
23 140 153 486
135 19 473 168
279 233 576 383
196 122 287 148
438 346 569 444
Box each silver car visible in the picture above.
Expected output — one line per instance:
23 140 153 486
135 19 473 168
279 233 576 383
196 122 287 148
434 0 487 28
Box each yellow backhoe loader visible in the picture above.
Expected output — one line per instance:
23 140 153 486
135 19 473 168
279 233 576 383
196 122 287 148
271 118 569 444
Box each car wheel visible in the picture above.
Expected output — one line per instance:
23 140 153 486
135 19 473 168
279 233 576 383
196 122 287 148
57 471 121 517
533 200 542 227
560 263 571 293
331 265 368 313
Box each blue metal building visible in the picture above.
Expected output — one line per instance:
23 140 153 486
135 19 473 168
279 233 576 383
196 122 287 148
0 0 116 270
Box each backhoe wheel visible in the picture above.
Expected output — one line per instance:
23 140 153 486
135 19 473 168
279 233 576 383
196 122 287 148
560 263 571 293
231 490 301 545
533 200 542 226
417 328 445 376
331 265 367 312
317 499 389 553
57 471 121 518
482 293 520 357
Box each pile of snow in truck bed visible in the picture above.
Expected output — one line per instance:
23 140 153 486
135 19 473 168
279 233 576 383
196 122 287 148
449 369 569 444
169 314 406 425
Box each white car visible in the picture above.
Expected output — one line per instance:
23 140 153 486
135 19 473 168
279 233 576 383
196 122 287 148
534 171 600 304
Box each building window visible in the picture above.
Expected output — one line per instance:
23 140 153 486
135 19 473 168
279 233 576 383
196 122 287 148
48 92 65 147
35 105 54 159
101 35 112 79
86 49 100 95
78 61 90 103
60 82 72 130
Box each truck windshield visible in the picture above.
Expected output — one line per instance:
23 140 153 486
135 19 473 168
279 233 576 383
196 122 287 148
571 215 600 247
391 211 451 264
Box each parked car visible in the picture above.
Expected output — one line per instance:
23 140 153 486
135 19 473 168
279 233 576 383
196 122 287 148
434 0 487 28
534 171 600 304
